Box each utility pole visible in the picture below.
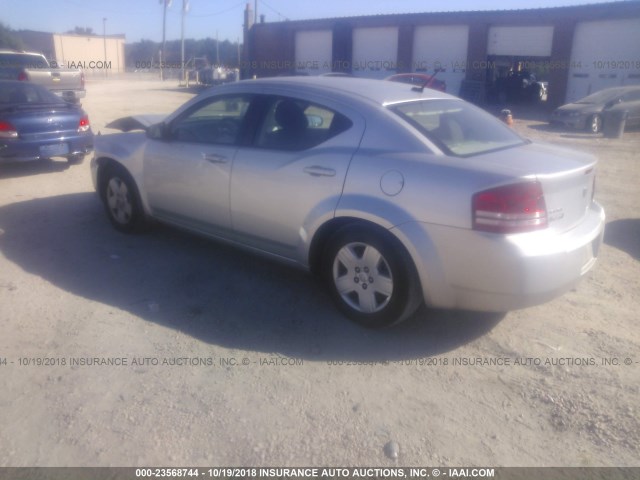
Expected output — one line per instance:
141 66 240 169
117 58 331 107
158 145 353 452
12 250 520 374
102 18 107 77
160 0 171 80
181 0 188 84
243 3 255 79
216 31 219 65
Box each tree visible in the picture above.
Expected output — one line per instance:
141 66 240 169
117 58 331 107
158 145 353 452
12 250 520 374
0 22 25 50
125 37 242 69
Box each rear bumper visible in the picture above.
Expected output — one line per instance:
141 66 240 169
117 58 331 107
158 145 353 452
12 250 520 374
395 201 605 312
0 134 93 163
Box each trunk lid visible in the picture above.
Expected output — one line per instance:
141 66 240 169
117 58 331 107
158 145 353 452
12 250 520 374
475 142 597 233
5 105 82 140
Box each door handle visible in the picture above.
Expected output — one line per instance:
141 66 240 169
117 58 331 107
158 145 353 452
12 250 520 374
303 166 336 177
202 153 228 164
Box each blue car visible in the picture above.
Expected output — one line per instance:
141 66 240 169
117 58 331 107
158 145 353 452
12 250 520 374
0 80 93 164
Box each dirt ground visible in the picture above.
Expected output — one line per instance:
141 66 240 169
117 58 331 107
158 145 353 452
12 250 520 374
0 78 638 467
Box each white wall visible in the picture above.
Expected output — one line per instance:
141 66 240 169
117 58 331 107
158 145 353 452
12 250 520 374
53 34 125 75
295 30 333 75
352 27 399 79
413 25 469 96
566 19 640 102
487 26 554 57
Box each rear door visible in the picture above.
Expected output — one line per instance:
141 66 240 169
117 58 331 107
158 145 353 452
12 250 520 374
229 94 365 259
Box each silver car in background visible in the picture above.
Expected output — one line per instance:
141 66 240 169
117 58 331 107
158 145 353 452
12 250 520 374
550 85 640 134
91 77 605 327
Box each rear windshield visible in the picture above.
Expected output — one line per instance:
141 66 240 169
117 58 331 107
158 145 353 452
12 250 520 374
0 53 48 69
389 99 526 157
0 82 64 105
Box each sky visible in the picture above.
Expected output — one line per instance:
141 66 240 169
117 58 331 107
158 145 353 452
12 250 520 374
0 0 622 44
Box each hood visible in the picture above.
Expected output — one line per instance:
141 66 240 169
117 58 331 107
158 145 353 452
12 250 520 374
554 103 601 115
105 114 166 132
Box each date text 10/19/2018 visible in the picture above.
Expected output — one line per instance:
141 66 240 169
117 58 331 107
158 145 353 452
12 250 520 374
8 357 305 367
135 467 496 478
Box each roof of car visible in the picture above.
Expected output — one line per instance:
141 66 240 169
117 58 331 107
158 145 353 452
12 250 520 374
596 86 640 95
0 50 45 55
238 76 455 106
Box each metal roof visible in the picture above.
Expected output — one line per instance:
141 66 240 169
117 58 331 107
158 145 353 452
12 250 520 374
252 1 640 28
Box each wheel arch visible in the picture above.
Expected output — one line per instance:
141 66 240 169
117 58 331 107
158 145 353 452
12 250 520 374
311 216 425 325
95 156 119 201
309 214 455 310
95 157 147 214
308 216 420 286
308 216 364 275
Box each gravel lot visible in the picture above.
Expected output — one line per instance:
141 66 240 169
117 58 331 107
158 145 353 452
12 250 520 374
0 77 638 467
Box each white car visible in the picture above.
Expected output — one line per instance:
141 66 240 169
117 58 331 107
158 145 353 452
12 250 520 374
91 77 605 327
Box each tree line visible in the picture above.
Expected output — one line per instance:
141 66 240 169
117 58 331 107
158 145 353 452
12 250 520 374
126 38 242 69
0 22 25 50
0 22 241 70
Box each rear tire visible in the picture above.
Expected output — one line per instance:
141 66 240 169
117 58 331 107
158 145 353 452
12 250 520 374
101 164 146 233
322 225 421 328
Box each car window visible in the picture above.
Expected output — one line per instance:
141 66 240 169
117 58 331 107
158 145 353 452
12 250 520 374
254 97 352 151
575 89 626 104
0 53 48 69
390 99 526 157
622 90 640 102
0 83 63 105
169 95 250 145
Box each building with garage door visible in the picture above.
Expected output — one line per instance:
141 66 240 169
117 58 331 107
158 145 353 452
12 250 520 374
242 1 640 107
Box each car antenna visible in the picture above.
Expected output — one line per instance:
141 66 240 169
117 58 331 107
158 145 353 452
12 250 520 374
412 68 441 93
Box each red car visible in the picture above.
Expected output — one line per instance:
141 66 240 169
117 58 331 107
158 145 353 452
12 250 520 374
386 73 446 92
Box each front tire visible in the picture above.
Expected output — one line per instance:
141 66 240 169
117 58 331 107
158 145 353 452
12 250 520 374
322 225 421 328
101 164 146 233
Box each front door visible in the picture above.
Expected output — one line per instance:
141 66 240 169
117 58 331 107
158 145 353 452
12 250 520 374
143 95 251 237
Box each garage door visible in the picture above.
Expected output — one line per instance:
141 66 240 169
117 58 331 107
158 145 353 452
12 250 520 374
295 30 333 75
566 19 640 103
487 26 554 57
412 25 469 96
352 27 398 79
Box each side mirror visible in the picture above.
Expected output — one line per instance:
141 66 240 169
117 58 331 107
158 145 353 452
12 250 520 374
146 122 167 140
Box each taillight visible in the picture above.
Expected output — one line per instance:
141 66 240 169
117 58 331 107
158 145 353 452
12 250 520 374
78 115 90 132
473 181 547 234
0 121 18 139
17 70 28 81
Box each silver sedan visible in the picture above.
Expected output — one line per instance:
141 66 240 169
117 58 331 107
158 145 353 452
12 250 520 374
91 77 605 327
